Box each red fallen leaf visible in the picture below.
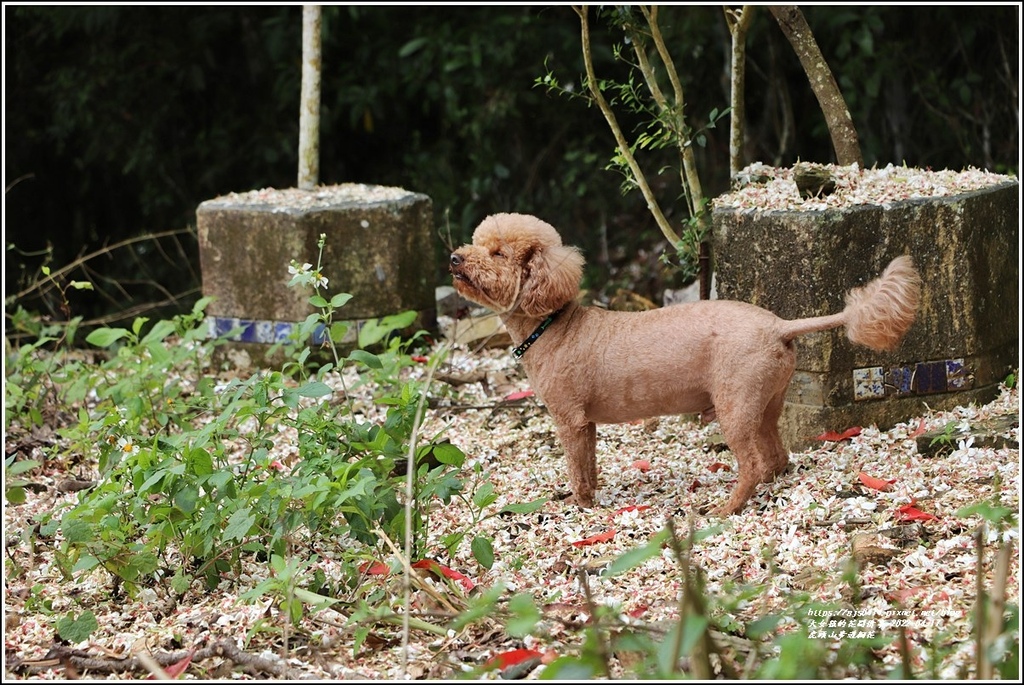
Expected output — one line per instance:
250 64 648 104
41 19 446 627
612 505 651 516
815 426 863 442
485 648 545 670
896 502 939 522
359 561 390 576
708 462 731 472
149 647 195 679
688 479 701 492
908 418 927 439
504 389 535 402
858 472 896 492
412 559 475 591
887 586 927 604
632 459 651 472
410 355 429 363
627 604 649 618
571 529 616 547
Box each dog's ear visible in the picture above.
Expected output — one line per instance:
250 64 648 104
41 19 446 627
519 244 584 317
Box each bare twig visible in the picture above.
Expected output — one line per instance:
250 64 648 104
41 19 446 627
13 639 302 678
8 227 196 304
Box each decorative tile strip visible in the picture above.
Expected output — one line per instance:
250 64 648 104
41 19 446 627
853 358 971 401
206 316 352 345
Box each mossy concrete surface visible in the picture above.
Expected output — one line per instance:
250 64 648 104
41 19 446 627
198 188 434 321
712 180 1019 450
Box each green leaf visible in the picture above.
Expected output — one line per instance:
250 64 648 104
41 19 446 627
6 458 41 476
308 295 330 308
398 36 429 58
448 583 506 631
499 497 549 515
292 587 342 608
141 319 176 344
956 501 1016 526
352 625 371 657
174 485 199 514
330 293 353 308
170 569 193 595
472 482 497 509
5 486 26 504
358 311 416 348
506 592 541 637
56 611 98 644
746 613 784 639
188 447 214 477
85 327 130 348
329 321 350 343
604 528 670 577
62 519 94 544
131 317 149 336
223 507 256 542
348 349 382 369
539 655 602 680
125 550 159 580
192 296 215 316
72 554 101 574
430 442 466 467
471 535 494 570
296 381 333 398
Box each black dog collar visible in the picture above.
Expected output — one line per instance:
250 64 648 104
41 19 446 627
511 307 565 359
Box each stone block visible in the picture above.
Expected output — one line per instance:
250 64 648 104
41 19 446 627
197 184 436 362
712 180 1019 450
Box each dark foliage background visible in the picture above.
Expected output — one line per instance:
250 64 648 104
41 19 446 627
4 5 1019 328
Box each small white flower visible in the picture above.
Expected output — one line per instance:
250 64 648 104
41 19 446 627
288 262 312 276
312 271 329 289
117 436 139 455
955 435 977 458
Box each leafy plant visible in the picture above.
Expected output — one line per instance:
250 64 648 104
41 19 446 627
55 610 98 644
44 236 466 610
436 465 547 569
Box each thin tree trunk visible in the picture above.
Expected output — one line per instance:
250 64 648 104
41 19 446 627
298 5 322 190
725 6 756 177
768 5 863 167
574 6 681 246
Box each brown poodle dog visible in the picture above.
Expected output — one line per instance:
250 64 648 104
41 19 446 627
449 213 922 514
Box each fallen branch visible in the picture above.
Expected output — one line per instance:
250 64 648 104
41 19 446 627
12 638 304 679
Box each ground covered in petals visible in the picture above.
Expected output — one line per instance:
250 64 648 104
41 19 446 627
4 342 1019 680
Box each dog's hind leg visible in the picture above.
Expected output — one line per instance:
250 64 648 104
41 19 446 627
555 419 598 507
758 390 790 479
712 398 775 515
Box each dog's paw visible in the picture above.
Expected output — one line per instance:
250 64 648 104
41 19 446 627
558 491 595 508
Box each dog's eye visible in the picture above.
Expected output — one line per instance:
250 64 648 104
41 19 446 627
492 249 506 259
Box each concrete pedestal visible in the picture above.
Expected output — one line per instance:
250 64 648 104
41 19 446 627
712 180 1019 449
197 184 435 363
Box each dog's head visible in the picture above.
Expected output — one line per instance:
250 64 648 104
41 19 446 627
449 213 584 317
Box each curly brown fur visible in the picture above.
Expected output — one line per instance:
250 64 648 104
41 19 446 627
450 213 921 515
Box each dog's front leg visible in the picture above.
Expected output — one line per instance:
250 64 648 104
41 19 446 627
554 420 598 507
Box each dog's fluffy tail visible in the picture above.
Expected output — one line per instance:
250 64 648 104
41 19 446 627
780 256 922 351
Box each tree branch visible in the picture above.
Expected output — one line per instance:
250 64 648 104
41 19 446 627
768 5 863 166
574 5 681 245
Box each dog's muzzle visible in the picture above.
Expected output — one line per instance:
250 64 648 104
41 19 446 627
449 253 469 283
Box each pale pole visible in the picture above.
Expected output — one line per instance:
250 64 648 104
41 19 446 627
298 5 322 190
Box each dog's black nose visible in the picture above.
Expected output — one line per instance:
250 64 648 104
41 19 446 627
450 253 463 268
